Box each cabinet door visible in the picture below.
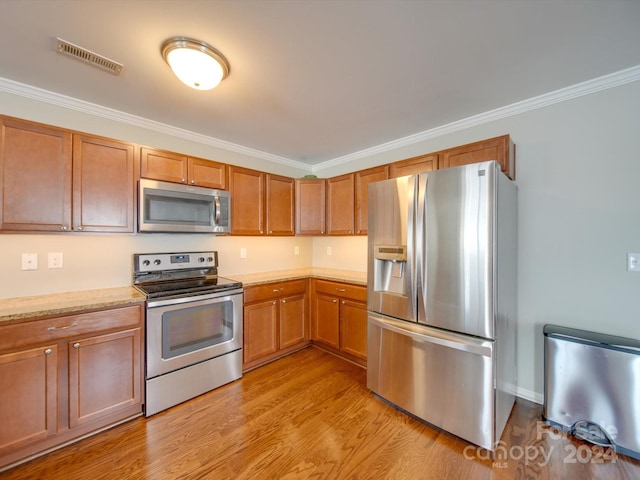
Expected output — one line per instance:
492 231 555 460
188 157 227 189
326 173 354 235
243 300 278 365
68 328 142 428
340 299 368 361
355 165 389 235
312 294 340 349
73 134 137 232
389 153 438 178
0 117 72 231
440 135 515 179
295 178 325 235
265 174 294 236
0 345 57 454
140 147 188 184
279 293 307 349
229 166 264 235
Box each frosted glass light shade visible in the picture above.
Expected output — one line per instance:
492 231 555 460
161 37 229 91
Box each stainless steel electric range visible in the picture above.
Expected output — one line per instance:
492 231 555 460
133 251 243 416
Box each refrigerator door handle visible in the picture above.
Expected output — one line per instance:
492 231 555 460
369 315 492 357
415 173 428 323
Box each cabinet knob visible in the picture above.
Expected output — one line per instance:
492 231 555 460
60 225 68 231
332 299 337 303
342 301 346 305
44 348 53 355
269 230 273 234
337 288 346 292
282 299 286 303
76 225 83 231
191 180 195 185
272 301 277 305
181 178 186 183
73 343 80 349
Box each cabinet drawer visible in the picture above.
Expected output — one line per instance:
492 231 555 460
244 279 307 304
313 280 367 302
0 305 142 351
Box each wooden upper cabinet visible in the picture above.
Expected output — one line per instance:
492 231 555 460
326 173 355 235
355 165 388 235
265 174 294 236
440 135 515 179
140 147 227 189
188 157 227 189
0 117 72 231
295 178 326 235
73 134 137 232
390 153 438 178
229 166 264 235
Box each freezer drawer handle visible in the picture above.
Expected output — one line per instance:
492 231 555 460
369 315 492 357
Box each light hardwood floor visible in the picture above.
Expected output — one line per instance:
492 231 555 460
2 346 639 479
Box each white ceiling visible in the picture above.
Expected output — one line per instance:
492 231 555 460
1 0 639 167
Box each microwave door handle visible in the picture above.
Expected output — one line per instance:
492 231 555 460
214 196 221 225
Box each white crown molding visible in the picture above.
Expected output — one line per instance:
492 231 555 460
0 77 306 171
2 64 639 174
312 64 640 173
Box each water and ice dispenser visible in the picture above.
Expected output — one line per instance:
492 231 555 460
373 245 408 296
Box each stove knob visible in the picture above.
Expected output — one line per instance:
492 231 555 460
154 259 161 265
142 260 150 266
198 257 205 263
207 256 214 262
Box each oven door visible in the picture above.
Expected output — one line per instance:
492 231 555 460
146 289 243 379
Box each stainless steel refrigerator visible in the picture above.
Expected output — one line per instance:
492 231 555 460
367 160 517 451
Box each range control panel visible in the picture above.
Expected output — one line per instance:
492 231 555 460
134 251 218 273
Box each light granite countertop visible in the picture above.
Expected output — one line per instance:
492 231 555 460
228 268 367 287
0 286 146 324
0 269 366 325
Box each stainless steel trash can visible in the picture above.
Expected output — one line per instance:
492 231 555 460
543 324 640 460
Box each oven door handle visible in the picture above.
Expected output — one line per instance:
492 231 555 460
146 288 243 308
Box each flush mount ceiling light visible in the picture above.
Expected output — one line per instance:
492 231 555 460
161 37 230 90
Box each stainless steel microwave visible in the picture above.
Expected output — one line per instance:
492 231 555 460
138 179 230 233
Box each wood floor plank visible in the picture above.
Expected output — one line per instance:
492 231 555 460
2 346 639 479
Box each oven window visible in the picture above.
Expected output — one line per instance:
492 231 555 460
161 300 233 359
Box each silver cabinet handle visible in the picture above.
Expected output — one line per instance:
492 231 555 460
44 348 53 355
48 322 77 331
73 343 80 349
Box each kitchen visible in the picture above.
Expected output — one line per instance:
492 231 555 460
1 1 640 478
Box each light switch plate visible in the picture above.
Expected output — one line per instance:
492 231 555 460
628 253 640 272
21 253 38 270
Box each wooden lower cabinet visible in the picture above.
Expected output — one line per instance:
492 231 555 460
0 303 144 470
0 345 58 454
311 279 368 365
243 279 309 370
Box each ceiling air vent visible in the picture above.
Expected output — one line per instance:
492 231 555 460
56 38 123 75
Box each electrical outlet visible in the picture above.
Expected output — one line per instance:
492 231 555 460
294 246 299 256
48 252 63 269
240 247 247 259
326 246 332 256
21 253 38 270
628 253 640 272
